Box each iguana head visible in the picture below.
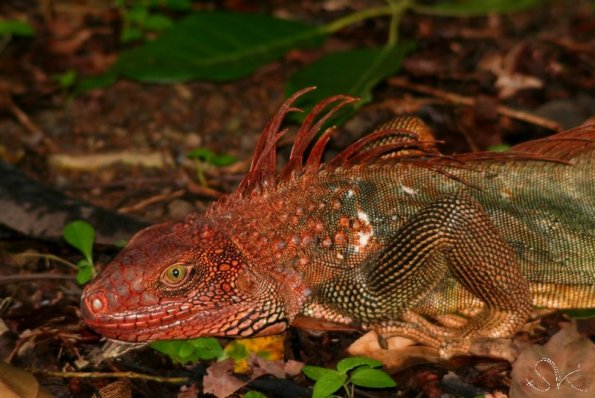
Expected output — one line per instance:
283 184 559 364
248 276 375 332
81 213 292 342
81 89 355 342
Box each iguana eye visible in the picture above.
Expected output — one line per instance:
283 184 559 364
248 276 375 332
161 264 190 287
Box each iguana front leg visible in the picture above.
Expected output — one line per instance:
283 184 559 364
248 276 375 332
366 192 533 358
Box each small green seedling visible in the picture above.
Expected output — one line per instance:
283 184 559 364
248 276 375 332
115 0 188 43
63 220 96 284
0 19 36 37
242 391 267 398
302 356 396 398
151 337 223 364
186 147 237 186
53 69 78 89
488 143 511 152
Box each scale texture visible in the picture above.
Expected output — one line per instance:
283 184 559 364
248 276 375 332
81 88 594 357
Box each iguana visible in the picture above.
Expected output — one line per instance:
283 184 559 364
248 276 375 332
81 88 594 359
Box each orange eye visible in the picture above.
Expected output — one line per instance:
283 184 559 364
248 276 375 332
161 264 190 287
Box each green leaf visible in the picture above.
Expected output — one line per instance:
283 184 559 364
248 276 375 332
564 308 595 319
212 154 237 167
302 365 338 381
151 337 223 363
126 4 149 24
488 143 511 152
286 42 414 123
350 367 396 388
187 148 237 166
225 340 249 360
54 69 77 88
143 13 174 31
187 147 215 162
178 341 195 358
312 371 347 398
243 391 267 398
76 261 94 285
76 70 118 92
189 337 224 360
63 220 95 264
336 356 382 374
103 11 324 83
0 20 35 36
166 0 193 11
414 0 542 17
121 27 144 43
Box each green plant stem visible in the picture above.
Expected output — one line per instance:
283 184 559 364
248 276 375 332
194 159 208 186
322 6 393 34
386 0 413 44
321 1 413 44
343 383 354 398
13 252 79 270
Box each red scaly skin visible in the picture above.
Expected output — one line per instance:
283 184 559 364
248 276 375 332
81 212 312 341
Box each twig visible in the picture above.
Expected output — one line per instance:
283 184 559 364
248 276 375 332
29 368 189 384
1 91 58 151
13 252 79 270
0 273 76 285
118 189 185 213
389 77 562 131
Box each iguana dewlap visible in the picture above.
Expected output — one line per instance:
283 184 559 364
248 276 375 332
81 88 594 359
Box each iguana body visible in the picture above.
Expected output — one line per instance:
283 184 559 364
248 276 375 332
81 88 594 358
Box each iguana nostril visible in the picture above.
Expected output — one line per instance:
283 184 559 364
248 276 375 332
84 293 107 314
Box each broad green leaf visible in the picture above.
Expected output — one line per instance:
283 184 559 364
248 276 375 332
336 356 382 374
0 20 35 36
414 0 542 17
143 13 174 31
76 70 118 92
166 0 193 11
126 5 149 24
312 371 346 398
63 220 95 264
302 365 338 381
121 27 144 43
101 11 325 84
190 337 224 360
178 341 195 359
350 367 396 388
286 42 414 123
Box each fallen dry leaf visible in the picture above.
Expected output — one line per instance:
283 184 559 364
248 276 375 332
0 361 53 398
347 330 441 372
283 359 305 377
478 45 543 99
510 322 594 398
91 380 131 398
203 360 250 398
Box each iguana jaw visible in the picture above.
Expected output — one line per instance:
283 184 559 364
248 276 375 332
81 291 289 342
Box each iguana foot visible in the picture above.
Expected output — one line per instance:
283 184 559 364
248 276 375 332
374 310 527 361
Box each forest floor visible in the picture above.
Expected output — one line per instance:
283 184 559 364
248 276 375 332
0 1 594 397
